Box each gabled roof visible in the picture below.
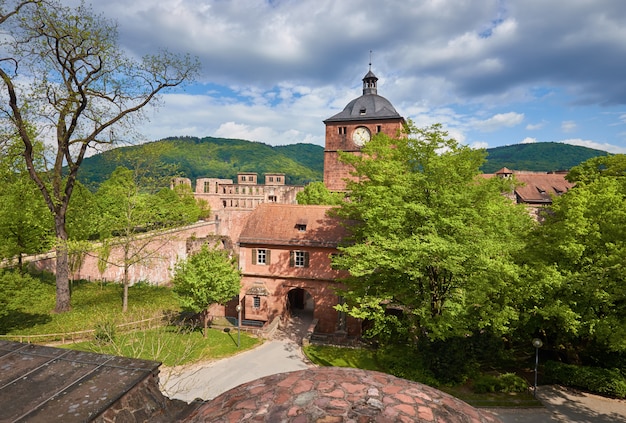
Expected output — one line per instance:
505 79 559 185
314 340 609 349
514 173 574 204
238 204 347 248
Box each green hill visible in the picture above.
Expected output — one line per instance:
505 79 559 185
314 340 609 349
481 142 610 173
78 138 611 190
78 136 325 191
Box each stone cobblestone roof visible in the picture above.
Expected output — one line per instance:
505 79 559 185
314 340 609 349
183 367 502 422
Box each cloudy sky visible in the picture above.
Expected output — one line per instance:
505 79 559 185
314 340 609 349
83 0 626 153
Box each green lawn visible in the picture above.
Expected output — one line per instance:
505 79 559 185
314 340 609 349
61 325 261 366
1 272 261 365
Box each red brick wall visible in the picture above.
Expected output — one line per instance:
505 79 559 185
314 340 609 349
324 120 404 191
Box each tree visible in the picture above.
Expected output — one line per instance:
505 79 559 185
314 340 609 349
0 0 199 312
95 167 204 312
172 245 241 338
296 181 344 205
333 123 534 342
0 138 52 268
521 155 626 356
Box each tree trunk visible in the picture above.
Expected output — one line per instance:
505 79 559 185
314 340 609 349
122 263 129 313
54 218 71 313
203 310 209 339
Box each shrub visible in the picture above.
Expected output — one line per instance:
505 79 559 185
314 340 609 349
473 373 528 394
94 319 117 344
544 361 626 398
376 345 439 386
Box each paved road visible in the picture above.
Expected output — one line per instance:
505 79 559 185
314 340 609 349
161 338 311 402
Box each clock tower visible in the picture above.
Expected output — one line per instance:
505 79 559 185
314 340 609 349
323 68 405 191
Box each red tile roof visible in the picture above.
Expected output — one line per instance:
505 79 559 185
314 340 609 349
238 204 347 247
513 173 574 204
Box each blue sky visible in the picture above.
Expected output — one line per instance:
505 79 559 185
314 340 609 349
82 0 626 153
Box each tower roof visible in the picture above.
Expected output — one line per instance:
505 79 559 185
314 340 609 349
324 69 402 123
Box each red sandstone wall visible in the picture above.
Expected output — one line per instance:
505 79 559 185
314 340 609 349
30 221 216 286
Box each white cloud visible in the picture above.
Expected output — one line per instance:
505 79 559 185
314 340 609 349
473 112 525 132
521 137 537 144
560 139 626 154
526 122 545 130
561 121 577 133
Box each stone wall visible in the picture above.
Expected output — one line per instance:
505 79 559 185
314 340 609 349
93 371 194 423
30 221 217 286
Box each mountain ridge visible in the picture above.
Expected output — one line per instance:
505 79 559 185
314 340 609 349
77 138 611 190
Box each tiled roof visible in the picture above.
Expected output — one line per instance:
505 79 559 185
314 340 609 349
513 173 574 204
238 204 347 247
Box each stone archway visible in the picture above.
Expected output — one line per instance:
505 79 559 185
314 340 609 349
283 288 314 342
287 287 314 317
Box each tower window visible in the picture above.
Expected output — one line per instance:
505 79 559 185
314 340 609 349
377 125 382 133
359 108 366 115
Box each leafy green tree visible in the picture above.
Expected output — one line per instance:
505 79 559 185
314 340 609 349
0 0 199 312
522 155 626 355
296 181 344 205
0 139 52 268
172 245 241 338
333 123 534 342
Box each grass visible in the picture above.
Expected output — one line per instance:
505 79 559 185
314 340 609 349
303 344 543 408
303 344 381 371
1 272 262 366
60 325 261 366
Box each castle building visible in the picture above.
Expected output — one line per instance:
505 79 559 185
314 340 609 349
323 69 405 191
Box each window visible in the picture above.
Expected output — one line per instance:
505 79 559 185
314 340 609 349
268 195 277 202
296 224 306 232
248 176 254 181
269 176 274 182
277 177 281 182
377 125 382 133
290 251 309 268
359 108 366 115
252 249 270 265
253 296 261 309
203 181 210 193
338 126 347 135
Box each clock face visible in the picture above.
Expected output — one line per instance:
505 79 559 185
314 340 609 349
352 126 371 147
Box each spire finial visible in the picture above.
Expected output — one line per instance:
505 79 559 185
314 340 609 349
369 50 372 71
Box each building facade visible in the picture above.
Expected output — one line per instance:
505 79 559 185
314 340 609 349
323 69 405 191
235 203 361 337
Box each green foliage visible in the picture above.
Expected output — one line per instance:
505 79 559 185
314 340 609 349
65 326 260 366
521 155 626 353
303 345 380 370
472 373 528 394
333 122 534 341
0 270 49 322
0 278 178 336
376 344 440 386
94 319 117 344
78 137 324 190
544 361 626 398
172 245 241 316
481 142 610 173
296 181 344 205
0 141 53 263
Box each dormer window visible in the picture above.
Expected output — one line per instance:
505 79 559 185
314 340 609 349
359 108 366 115
296 224 307 232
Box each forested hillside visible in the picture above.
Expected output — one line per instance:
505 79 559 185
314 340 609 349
481 142 610 173
78 137 610 191
78 136 324 191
